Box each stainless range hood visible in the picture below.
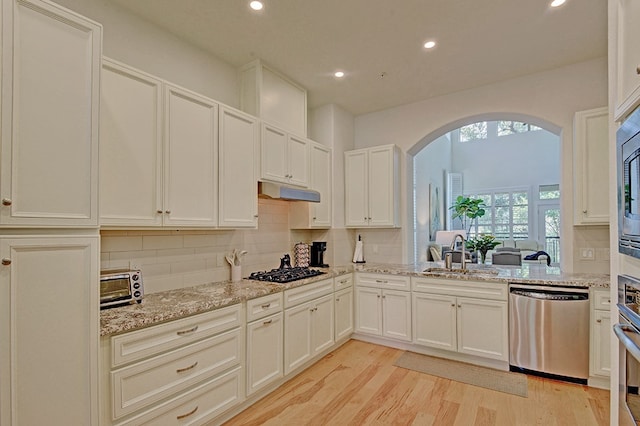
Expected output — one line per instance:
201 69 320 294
258 182 320 202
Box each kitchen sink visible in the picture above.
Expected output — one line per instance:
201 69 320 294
423 267 499 275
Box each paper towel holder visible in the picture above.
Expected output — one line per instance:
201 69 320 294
353 234 366 264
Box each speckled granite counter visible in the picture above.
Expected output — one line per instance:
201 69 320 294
100 262 608 337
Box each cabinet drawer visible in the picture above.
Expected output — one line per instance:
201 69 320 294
247 292 283 322
334 273 353 290
284 278 333 308
115 366 243 426
111 304 242 368
112 328 242 419
356 273 410 291
592 289 611 311
412 277 507 301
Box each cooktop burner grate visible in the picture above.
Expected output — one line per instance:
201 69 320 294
248 267 325 283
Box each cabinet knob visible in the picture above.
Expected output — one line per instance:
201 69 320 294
157 210 163 214
313 217 317 220
254 214 259 218
165 210 171 214
451 303 455 307
377 295 381 298
637 65 640 75
596 319 602 323
457 304 461 308
1 258 11 266
336 297 340 302
582 210 587 214
1 198 11 206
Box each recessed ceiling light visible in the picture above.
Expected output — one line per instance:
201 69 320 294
423 40 436 49
334 71 345 78
550 0 566 7
249 1 263 11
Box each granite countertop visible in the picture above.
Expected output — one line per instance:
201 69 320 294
100 262 609 337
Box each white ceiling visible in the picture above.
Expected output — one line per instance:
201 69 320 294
110 0 607 116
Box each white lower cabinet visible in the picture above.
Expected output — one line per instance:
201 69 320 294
246 293 284 396
284 285 334 375
335 286 354 341
355 285 412 342
589 288 611 385
0 235 99 426
411 277 508 362
102 304 244 425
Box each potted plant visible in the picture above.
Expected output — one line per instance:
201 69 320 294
449 196 487 234
466 234 501 264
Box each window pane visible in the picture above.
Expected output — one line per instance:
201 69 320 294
495 193 509 206
513 224 528 235
477 225 493 234
512 192 528 205
460 122 487 142
495 206 510 222
498 121 542 136
539 184 560 200
513 206 528 222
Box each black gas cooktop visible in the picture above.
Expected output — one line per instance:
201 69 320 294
248 267 325 283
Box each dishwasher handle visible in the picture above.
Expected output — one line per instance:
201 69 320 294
510 288 588 301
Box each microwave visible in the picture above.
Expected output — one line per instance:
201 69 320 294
100 269 143 309
618 106 640 259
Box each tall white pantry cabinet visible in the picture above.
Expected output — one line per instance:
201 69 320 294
0 0 101 425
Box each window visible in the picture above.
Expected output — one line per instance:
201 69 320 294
539 184 560 200
497 121 542 136
459 122 487 142
466 189 529 240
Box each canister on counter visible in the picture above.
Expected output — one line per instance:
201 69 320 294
294 242 310 267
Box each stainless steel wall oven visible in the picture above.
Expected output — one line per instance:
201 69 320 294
615 274 640 424
618 106 640 259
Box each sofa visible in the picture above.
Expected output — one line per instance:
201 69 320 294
487 239 548 264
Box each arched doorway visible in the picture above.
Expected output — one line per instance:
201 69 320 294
409 114 561 265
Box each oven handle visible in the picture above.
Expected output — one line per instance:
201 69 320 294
614 324 640 363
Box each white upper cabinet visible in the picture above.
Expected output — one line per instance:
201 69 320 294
240 59 307 136
0 0 101 227
290 142 332 229
573 107 609 225
614 0 640 120
261 123 309 187
100 60 219 228
163 84 218 227
219 106 259 228
345 145 400 228
100 60 163 226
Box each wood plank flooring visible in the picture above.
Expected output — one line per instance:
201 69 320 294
223 340 610 426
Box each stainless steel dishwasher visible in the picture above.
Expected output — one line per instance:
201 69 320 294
509 283 590 382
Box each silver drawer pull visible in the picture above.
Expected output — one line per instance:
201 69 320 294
261 303 271 309
176 406 199 420
176 325 198 336
176 361 198 373
263 319 273 325
375 279 388 283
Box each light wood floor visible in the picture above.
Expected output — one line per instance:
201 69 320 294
224 339 610 426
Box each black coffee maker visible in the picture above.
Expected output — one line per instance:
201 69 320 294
310 242 328 267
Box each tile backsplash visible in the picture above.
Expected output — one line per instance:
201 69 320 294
101 199 355 294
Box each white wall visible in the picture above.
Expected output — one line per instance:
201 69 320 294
55 0 239 107
354 57 608 271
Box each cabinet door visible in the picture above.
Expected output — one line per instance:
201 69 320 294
457 297 508 361
164 85 218 227
219 106 258 228
345 150 369 227
615 0 640 119
100 60 163 227
284 302 313 374
246 312 283 396
310 143 332 227
261 124 288 184
355 287 382 336
287 134 309 187
0 0 101 226
368 145 398 227
412 293 457 351
0 236 99 426
335 287 354 341
381 290 412 341
590 310 611 377
311 294 335 355
574 107 609 225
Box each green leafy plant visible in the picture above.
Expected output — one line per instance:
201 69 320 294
449 196 487 233
466 234 501 263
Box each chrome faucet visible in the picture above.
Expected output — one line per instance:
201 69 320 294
450 233 467 270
